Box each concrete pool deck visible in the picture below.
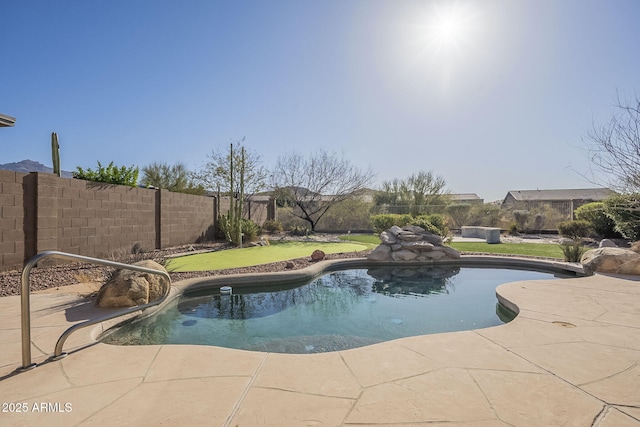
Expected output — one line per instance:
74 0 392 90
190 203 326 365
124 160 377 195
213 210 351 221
1 261 640 426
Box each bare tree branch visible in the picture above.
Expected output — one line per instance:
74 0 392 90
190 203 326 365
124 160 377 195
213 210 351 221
192 139 268 197
271 150 375 231
585 92 640 193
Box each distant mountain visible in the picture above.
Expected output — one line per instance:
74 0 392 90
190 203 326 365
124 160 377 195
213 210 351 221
0 159 73 178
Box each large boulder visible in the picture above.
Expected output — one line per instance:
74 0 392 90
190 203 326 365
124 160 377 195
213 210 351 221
391 249 418 261
581 247 640 275
311 249 326 261
96 260 170 308
599 239 618 248
368 244 391 261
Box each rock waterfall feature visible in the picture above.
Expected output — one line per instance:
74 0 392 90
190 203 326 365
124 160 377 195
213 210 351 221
367 226 460 262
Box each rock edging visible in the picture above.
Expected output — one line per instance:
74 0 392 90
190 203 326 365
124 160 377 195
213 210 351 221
367 225 460 262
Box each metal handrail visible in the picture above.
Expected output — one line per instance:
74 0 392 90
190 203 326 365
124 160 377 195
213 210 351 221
20 251 171 371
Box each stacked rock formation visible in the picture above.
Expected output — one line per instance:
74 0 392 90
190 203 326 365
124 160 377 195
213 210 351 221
367 225 460 262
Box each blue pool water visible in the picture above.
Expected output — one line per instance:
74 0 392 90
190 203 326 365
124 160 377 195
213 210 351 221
101 266 560 353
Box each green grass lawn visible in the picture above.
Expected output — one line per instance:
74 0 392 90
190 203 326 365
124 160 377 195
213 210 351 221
340 233 564 259
338 234 380 245
168 234 565 272
449 242 564 259
166 241 370 272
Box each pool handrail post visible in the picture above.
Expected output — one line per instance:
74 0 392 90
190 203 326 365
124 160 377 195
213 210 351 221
19 250 171 371
19 253 42 371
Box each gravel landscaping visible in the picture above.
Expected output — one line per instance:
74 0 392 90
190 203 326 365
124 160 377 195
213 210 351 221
0 237 372 297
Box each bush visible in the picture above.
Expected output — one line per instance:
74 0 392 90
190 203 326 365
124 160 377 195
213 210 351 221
289 225 309 236
557 220 592 239
445 204 472 228
73 161 139 187
317 198 372 232
532 213 545 231
370 213 448 237
370 214 412 234
409 216 441 235
262 219 283 233
508 223 519 235
467 204 501 227
559 242 586 262
512 210 530 231
421 214 449 237
603 194 640 240
240 219 261 242
575 202 619 238
218 215 261 244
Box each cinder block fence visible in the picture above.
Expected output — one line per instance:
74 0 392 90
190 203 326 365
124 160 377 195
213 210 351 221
0 171 273 272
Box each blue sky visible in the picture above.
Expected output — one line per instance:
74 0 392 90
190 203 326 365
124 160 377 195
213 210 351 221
1 0 639 202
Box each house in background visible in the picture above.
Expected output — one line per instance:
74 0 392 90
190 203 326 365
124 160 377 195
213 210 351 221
501 188 617 219
450 193 484 205
0 113 16 127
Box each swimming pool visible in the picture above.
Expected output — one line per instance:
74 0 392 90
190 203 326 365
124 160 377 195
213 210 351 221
101 265 566 353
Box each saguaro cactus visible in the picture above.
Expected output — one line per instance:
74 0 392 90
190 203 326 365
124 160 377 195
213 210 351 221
51 132 61 177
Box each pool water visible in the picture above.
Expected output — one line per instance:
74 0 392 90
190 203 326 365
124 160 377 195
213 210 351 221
101 266 558 353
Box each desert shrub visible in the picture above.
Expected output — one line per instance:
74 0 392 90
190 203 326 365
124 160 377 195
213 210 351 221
508 223 519 235
240 219 261 242
530 203 566 231
423 214 449 237
317 198 372 232
445 204 472 228
370 214 412 234
409 216 441 236
275 207 308 231
467 204 501 227
131 242 145 254
289 225 309 236
532 213 545 231
262 219 283 233
603 194 640 240
217 215 260 244
574 202 619 238
557 220 592 239
559 242 586 262
74 161 139 187
512 210 530 231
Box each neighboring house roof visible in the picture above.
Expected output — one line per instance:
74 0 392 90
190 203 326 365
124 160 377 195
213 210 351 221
450 193 483 202
0 114 16 127
503 188 616 204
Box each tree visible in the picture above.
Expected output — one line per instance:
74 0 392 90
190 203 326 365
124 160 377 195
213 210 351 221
574 202 620 238
193 141 266 245
141 162 204 194
585 93 640 193
192 138 268 197
270 150 375 231
374 171 450 215
603 194 640 240
584 92 640 240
